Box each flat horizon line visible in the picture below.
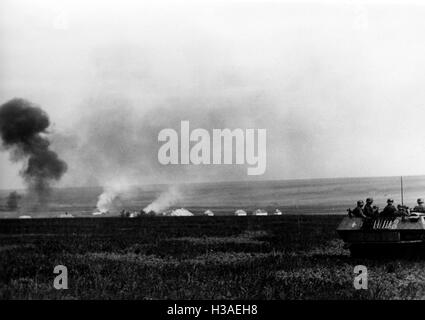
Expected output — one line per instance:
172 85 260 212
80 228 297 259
1 173 425 192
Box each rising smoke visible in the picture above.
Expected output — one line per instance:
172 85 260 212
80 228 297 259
0 98 68 207
143 185 182 213
94 180 134 214
43 29 321 215
64 95 280 215
96 188 121 214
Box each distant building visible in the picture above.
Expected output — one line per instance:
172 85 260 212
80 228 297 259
274 209 282 215
18 215 31 219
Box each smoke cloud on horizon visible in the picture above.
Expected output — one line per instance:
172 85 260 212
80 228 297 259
0 98 68 208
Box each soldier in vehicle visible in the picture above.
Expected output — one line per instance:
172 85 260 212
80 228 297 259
348 200 366 218
397 204 410 216
348 200 362 218
381 198 398 217
412 198 425 213
364 197 379 218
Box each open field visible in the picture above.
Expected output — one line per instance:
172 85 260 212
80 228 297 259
1 215 425 299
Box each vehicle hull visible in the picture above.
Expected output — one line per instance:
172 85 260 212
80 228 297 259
337 216 425 257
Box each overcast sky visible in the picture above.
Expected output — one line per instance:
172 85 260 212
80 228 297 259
1 0 425 189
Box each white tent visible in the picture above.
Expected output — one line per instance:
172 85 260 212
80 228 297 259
59 213 74 218
274 209 283 215
234 209 247 216
253 209 268 216
204 209 214 216
129 212 139 218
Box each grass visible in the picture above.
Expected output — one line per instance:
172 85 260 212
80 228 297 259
1 215 425 299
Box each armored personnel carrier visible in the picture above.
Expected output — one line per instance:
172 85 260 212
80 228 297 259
337 214 425 257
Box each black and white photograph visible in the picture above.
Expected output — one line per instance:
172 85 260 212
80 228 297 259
1 0 425 310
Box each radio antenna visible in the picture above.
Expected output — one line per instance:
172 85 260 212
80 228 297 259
400 176 404 206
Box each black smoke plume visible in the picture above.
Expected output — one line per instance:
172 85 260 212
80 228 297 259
0 98 67 206
6 191 21 211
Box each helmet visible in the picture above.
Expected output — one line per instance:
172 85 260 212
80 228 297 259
366 197 373 203
357 200 364 206
418 198 424 204
387 198 394 203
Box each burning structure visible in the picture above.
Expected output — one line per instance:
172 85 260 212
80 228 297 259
143 186 182 214
93 184 184 217
92 182 132 215
93 188 122 215
0 98 68 209
161 208 193 216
